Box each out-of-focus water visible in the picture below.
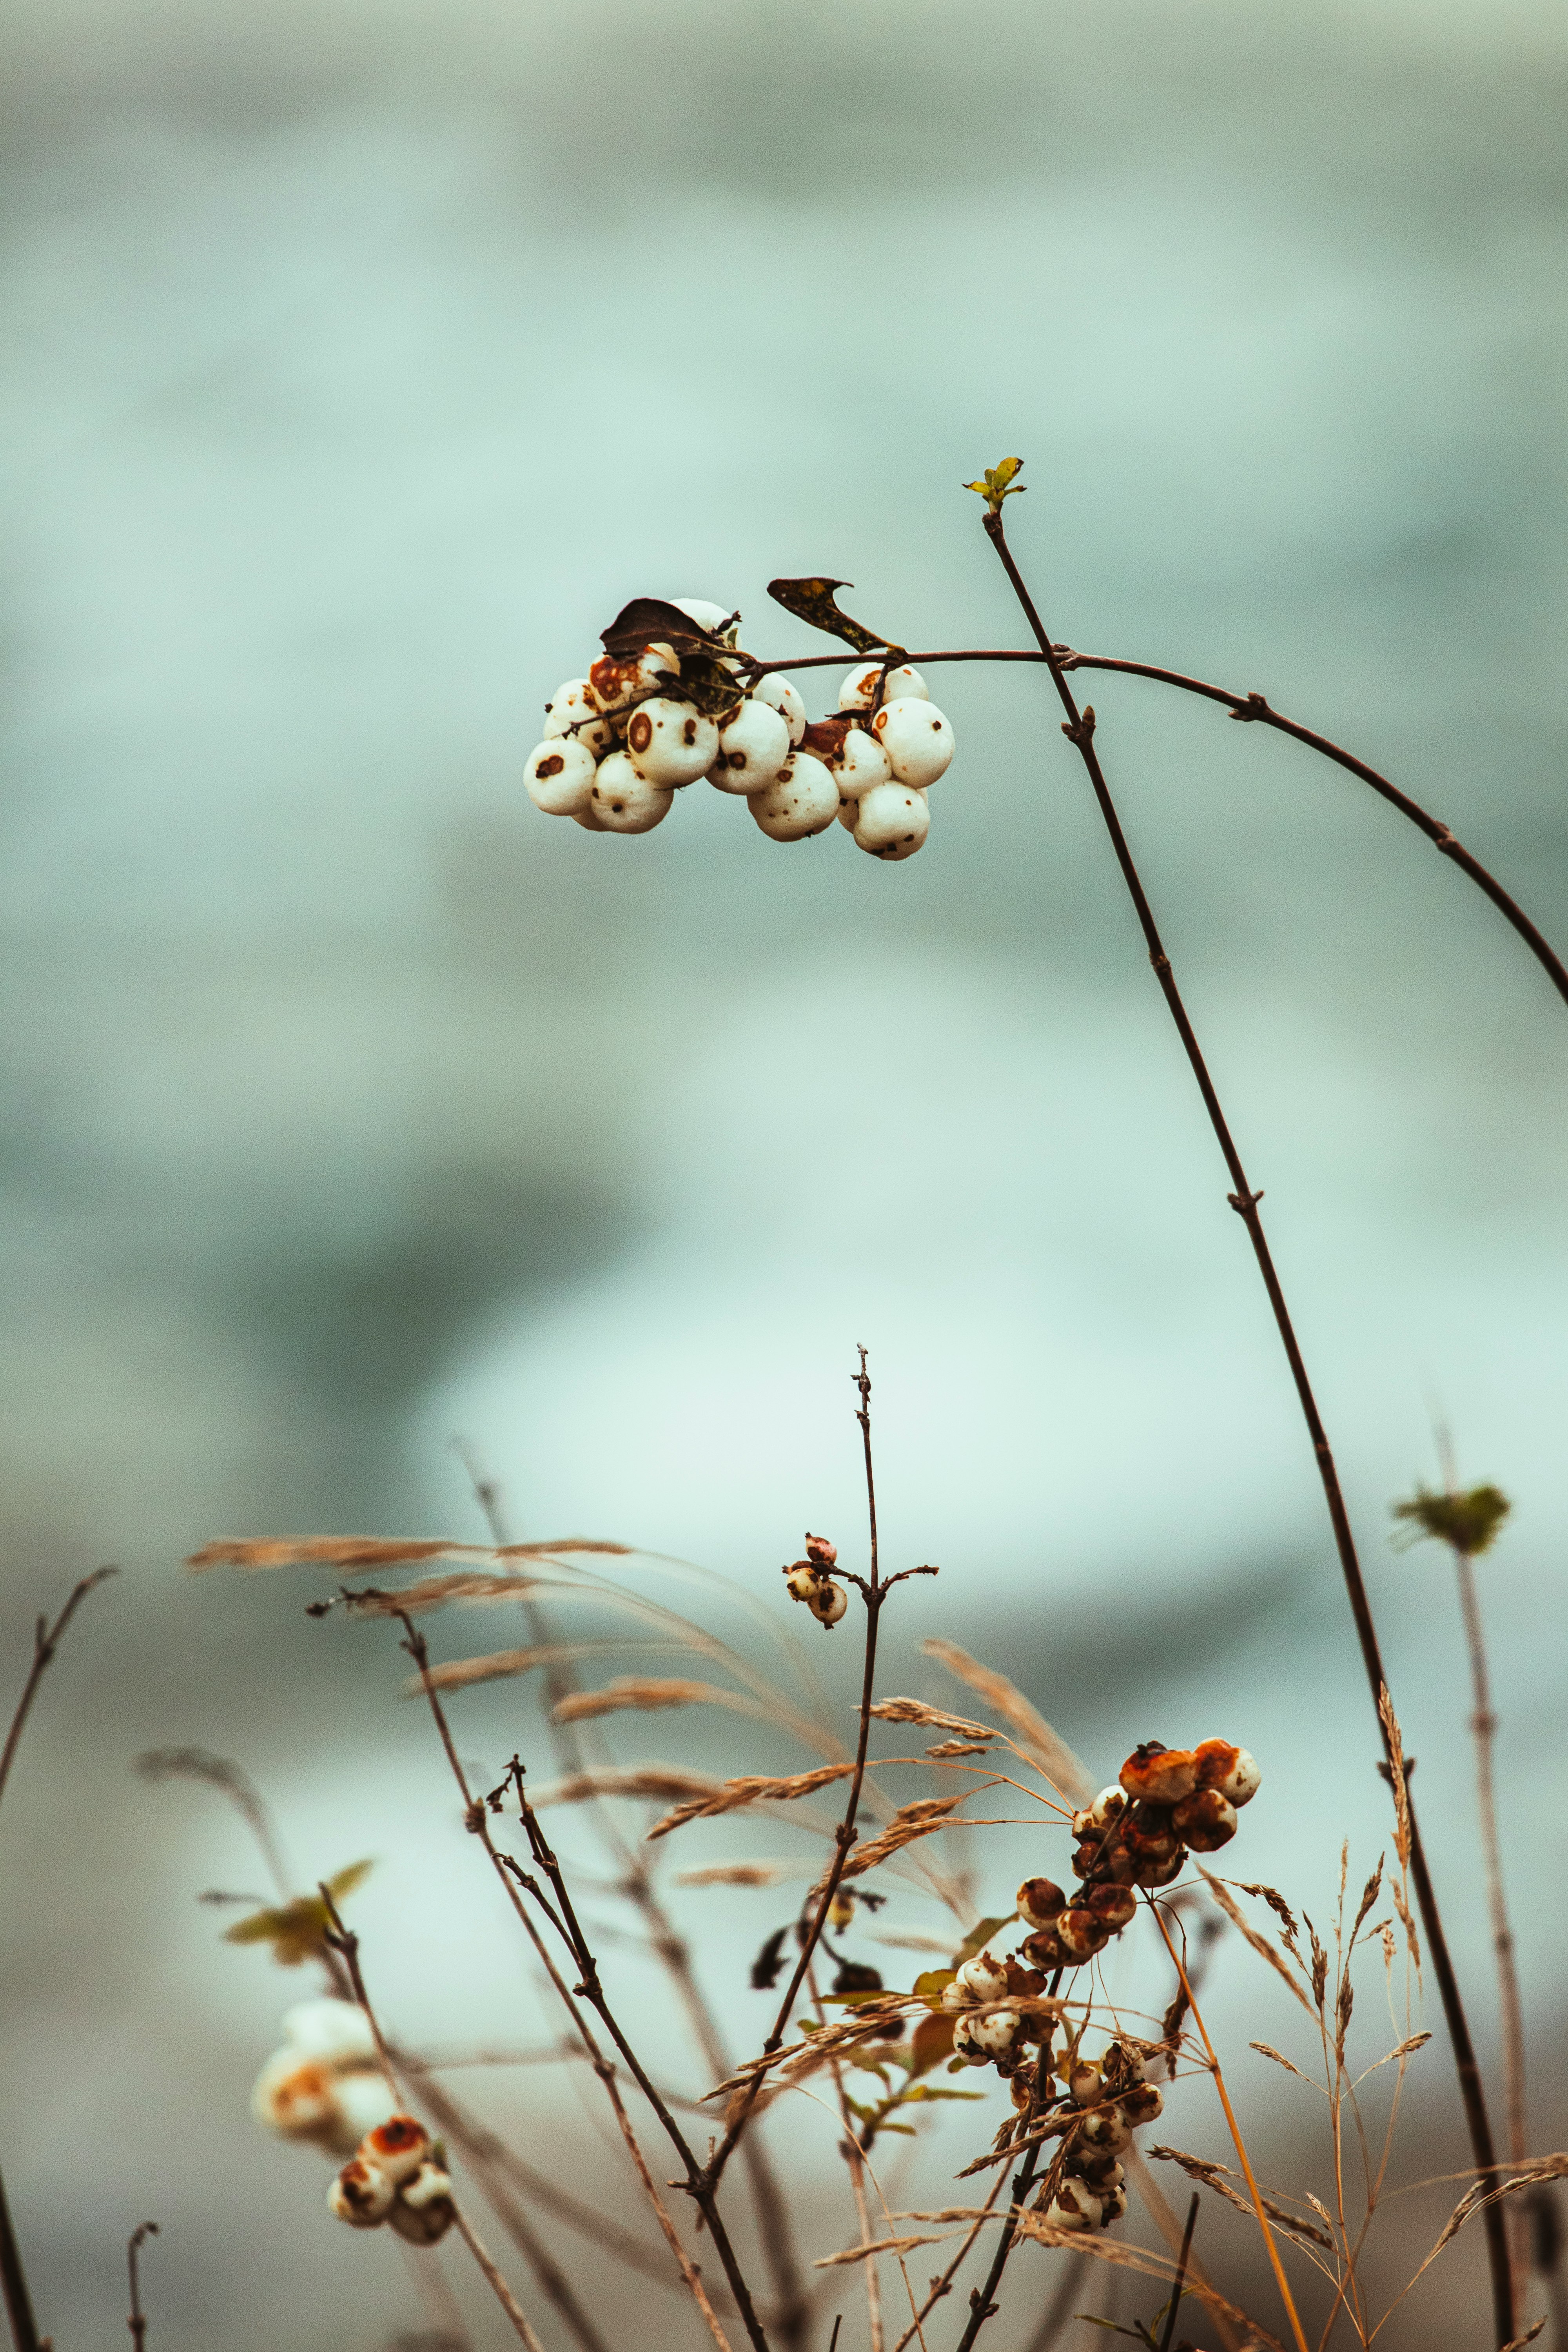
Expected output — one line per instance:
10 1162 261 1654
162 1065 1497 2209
1 2 1565 2346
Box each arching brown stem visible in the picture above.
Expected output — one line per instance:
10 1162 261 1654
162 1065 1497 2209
978 508 1516 2351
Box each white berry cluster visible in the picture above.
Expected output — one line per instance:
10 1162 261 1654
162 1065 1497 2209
251 1998 398 2156
524 600 954 859
328 2113 455 2247
1044 2040 1164 2234
781 1532 849 1626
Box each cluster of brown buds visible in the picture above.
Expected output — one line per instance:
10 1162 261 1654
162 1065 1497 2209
524 598 951 857
251 1998 398 2155
1018 1738 1260 1969
781 1533 848 1628
328 2114 455 2247
1040 2039 1164 2233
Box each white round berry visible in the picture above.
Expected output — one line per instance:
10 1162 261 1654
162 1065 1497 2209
828 728 891 801
878 663 929 702
332 2070 401 2148
588 644 680 713
283 2000 377 2067
837 661 886 711
542 679 614 757
711 699 791 794
251 2051 341 2143
389 2165 457 2245
748 753 838 841
360 2115 432 2187
525 735 598 816
751 674 807 746
870 698 954 788
806 1577 848 1624
329 2159 394 2229
591 752 675 834
622 697 719 786
853 783 929 860
670 597 734 635
955 1951 1009 2002
1043 2182 1102 2233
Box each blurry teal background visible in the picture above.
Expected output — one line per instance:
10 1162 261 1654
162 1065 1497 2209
2 0 1566 2345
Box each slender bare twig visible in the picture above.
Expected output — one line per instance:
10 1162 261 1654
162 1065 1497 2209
0 2168 42 2352
1149 1902 1309 2352
0 1566 116 1822
386 1608 758 2352
980 505 1517 2352
1157 2196 1199 2352
706 1350 936 2197
456 1447 809 2349
127 2221 158 2352
748 645 1568 1016
0 1567 116 2352
949 2066 1055 2352
317 1888 546 2352
133 1749 291 1904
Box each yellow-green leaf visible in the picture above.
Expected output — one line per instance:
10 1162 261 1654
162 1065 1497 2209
962 458 1027 515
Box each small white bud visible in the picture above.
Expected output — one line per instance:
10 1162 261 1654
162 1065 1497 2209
853 783 930 860
750 673 807 746
542 680 614 757
591 752 675 834
749 753 838 841
1087 1786 1128 1830
329 2159 394 2228
711 699 791 794
525 736 599 816
870 698 954 788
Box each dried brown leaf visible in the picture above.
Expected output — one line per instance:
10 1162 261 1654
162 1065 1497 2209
1194 1868 1314 2014
646 1762 856 1841
920 1639 1092 1800
865 1698 996 1739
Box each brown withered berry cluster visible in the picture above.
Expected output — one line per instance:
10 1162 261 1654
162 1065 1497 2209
1017 1737 1260 1970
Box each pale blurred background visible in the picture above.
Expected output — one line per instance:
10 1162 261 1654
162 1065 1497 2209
2 0 1566 2345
